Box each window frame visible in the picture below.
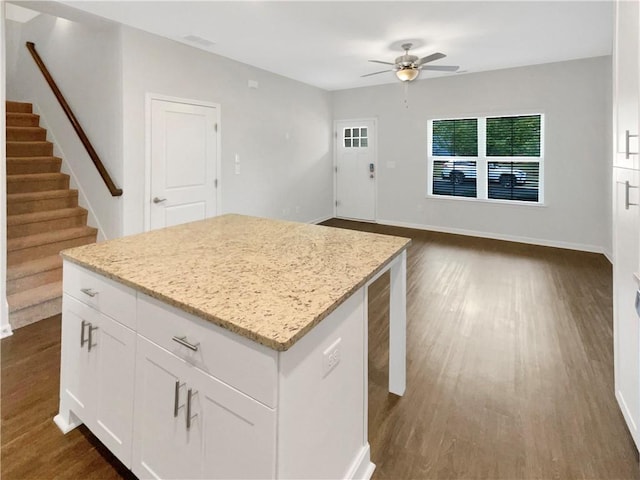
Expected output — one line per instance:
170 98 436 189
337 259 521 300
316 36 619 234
427 113 545 205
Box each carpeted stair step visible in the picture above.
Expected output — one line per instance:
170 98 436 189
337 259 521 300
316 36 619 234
7 173 69 194
6 112 40 127
6 101 33 113
7 255 62 296
7 226 97 266
7 190 79 215
6 156 62 175
6 126 47 142
7 281 62 330
6 141 53 157
7 207 88 239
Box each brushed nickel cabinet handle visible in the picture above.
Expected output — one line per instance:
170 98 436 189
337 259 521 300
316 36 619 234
88 324 98 352
80 320 89 348
80 288 98 297
186 388 198 430
625 181 638 210
626 130 638 159
174 380 184 418
172 336 199 351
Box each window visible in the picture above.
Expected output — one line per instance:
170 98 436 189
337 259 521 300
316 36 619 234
344 127 368 148
429 114 543 203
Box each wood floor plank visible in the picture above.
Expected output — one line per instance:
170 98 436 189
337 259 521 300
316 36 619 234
1 219 638 479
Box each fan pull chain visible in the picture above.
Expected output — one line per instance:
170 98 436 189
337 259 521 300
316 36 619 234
403 81 410 109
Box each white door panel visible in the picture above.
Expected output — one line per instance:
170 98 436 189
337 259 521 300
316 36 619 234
150 99 218 230
336 120 376 221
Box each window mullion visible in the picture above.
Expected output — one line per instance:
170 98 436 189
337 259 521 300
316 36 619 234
477 117 488 199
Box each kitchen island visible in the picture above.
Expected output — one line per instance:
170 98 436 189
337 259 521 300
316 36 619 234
54 214 410 479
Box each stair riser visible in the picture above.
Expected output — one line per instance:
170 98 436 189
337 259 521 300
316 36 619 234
7 159 62 175
10 297 62 330
8 213 88 239
6 129 47 141
6 102 33 114
6 114 40 127
7 178 70 194
8 234 96 266
7 268 62 296
7 194 78 215
7 142 53 157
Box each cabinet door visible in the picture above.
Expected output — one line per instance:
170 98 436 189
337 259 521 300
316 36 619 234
132 336 201 480
198 367 276 480
93 314 136 468
613 167 640 448
60 295 99 423
613 0 640 169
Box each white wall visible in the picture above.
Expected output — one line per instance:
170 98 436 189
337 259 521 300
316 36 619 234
1 3 13 338
332 57 613 254
6 12 123 239
121 27 333 235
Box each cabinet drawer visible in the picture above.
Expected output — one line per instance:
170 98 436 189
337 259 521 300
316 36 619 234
63 261 137 330
137 294 278 408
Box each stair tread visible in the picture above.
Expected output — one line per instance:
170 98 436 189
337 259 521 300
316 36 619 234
7 156 62 162
6 126 45 132
6 140 52 145
7 172 69 181
7 281 62 312
8 207 88 226
7 255 63 281
7 189 77 201
6 101 33 113
7 226 98 252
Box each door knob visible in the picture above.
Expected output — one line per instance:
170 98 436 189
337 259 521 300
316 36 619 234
153 197 167 204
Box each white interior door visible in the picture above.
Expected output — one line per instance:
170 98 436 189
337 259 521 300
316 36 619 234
335 119 376 221
150 98 218 230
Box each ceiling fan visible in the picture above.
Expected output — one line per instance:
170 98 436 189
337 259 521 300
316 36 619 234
363 43 459 82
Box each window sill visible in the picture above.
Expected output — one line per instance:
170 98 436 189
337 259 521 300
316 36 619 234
426 194 546 208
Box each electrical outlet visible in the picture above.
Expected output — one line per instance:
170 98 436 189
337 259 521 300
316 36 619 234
322 338 341 377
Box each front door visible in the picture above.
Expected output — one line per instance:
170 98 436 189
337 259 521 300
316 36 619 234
150 98 218 230
335 119 376 221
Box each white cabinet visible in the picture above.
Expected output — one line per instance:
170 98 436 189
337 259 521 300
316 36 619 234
57 263 372 479
614 167 640 448
613 0 640 169
58 294 136 467
132 336 275 480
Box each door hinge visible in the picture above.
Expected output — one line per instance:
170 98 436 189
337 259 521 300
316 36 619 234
334 131 338 138
335 200 339 207
214 179 218 188
215 123 218 133
335 166 338 173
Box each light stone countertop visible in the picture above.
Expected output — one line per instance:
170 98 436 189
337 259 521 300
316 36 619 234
61 214 411 351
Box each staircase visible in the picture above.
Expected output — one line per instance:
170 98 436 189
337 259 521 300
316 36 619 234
5 101 97 329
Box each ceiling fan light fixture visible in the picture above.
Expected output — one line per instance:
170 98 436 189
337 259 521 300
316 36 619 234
396 67 419 82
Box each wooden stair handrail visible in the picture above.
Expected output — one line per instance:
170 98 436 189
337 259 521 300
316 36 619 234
25 42 123 197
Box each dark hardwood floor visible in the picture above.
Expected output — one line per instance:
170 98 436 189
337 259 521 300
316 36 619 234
2 220 638 479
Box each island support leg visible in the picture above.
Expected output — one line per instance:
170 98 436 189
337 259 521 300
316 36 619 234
388 250 407 396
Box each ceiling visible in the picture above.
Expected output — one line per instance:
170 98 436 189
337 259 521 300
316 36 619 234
14 1 613 91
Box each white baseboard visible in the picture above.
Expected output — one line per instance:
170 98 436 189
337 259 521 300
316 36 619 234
310 214 333 225
53 412 82 434
376 218 607 255
345 444 375 480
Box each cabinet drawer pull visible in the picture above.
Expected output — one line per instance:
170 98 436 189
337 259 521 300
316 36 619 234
626 130 638 159
88 324 99 352
80 288 98 298
186 388 198 430
80 320 89 348
172 336 199 351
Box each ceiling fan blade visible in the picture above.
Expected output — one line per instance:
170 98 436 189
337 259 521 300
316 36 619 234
368 59 395 66
416 52 446 66
421 65 460 72
361 69 393 78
